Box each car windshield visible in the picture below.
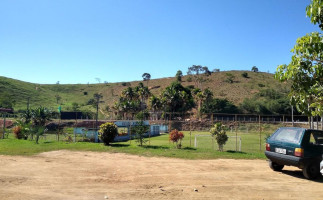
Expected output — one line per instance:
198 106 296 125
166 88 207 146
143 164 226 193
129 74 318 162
271 128 303 144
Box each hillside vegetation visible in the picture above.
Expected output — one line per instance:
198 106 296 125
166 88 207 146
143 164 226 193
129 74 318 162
0 71 290 114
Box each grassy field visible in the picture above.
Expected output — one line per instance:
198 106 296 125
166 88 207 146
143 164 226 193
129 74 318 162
0 125 275 159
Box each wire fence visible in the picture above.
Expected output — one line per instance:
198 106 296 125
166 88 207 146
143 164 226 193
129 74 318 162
1 110 323 153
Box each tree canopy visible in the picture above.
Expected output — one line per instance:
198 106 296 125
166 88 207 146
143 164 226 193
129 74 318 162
275 0 323 116
175 70 183 82
251 66 258 72
187 65 211 88
161 81 194 113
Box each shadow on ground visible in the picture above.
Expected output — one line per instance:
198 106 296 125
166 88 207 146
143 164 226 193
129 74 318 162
281 170 323 183
183 147 197 150
143 145 170 150
226 150 247 154
110 144 130 147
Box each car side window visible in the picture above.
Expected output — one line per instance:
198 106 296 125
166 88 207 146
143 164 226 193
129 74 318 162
312 131 323 145
309 133 316 145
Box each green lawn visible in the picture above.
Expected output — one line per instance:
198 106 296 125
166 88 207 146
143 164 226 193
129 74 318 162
0 128 270 159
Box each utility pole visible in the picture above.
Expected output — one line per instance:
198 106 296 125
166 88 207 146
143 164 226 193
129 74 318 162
235 115 238 152
259 115 261 151
94 93 104 142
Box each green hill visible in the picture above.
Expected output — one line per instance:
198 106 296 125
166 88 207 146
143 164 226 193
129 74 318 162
0 71 290 114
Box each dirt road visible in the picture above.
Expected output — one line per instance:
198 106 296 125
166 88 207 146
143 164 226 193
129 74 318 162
0 150 322 200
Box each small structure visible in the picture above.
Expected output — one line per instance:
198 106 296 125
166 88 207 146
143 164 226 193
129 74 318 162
74 120 161 143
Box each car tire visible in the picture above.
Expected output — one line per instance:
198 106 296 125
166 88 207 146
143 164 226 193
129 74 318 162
269 160 284 171
303 162 320 180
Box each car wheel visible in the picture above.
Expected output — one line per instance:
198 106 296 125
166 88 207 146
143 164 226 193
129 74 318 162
269 160 284 171
303 162 320 180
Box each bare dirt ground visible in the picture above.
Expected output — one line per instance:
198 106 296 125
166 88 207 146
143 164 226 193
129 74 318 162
0 151 322 200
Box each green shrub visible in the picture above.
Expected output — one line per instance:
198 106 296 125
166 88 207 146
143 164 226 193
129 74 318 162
121 82 131 86
99 122 118 145
210 122 228 151
241 72 249 78
225 73 235 83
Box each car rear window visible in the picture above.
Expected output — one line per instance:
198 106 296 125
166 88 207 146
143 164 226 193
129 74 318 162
270 128 303 144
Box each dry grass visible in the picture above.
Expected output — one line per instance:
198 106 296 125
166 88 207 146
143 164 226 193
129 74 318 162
0 71 289 113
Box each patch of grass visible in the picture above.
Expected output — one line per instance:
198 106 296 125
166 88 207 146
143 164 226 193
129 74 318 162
0 129 267 159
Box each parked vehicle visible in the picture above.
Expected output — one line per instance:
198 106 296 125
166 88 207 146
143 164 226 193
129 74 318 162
265 127 323 179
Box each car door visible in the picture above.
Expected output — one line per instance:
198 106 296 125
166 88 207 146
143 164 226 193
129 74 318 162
303 130 323 158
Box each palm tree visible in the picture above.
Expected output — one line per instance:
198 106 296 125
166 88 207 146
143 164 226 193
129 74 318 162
161 82 194 113
30 106 52 144
135 83 151 110
31 106 52 126
122 87 137 101
21 109 32 123
149 95 162 120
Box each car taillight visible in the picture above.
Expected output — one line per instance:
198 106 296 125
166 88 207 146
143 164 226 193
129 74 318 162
294 148 304 157
266 143 270 151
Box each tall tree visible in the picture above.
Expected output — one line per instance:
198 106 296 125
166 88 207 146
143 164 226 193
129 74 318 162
275 0 323 118
187 65 210 88
149 95 162 113
192 88 204 115
202 66 212 76
122 87 138 101
175 70 183 82
306 0 323 30
161 82 194 113
115 83 150 119
31 106 52 126
251 66 259 72
187 65 204 75
142 73 151 88
192 88 213 116
135 82 150 110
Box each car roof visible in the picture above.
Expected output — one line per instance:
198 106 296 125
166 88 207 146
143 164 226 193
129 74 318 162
278 127 323 133
279 127 305 130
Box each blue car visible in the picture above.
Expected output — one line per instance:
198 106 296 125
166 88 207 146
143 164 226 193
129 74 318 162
265 127 323 179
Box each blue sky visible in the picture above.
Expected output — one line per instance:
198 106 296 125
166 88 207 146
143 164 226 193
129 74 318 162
0 0 320 84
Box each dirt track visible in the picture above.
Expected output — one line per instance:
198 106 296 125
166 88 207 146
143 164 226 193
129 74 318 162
0 150 322 200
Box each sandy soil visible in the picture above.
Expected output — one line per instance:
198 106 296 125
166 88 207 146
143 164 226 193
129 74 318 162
0 150 322 200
